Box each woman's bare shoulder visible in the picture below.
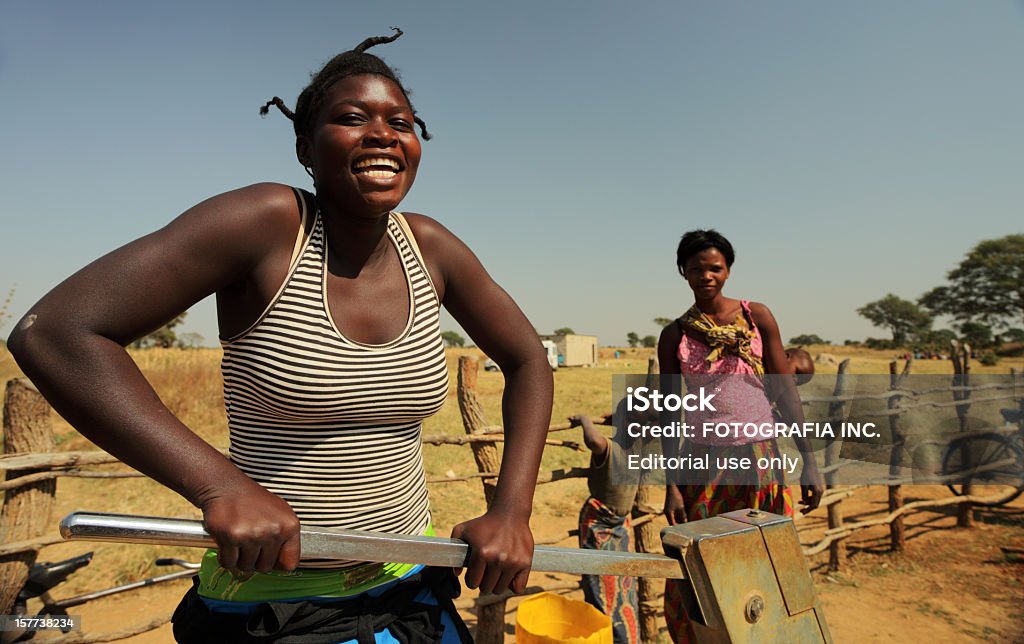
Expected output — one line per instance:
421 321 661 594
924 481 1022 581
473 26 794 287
659 318 683 347
746 301 786 344
181 183 301 234
8 183 306 348
746 301 774 321
398 212 455 245
162 183 305 265
396 212 472 283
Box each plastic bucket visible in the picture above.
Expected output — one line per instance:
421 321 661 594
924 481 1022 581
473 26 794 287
515 592 612 644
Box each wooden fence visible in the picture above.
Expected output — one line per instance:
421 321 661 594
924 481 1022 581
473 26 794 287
1 349 1021 642
804 347 1022 570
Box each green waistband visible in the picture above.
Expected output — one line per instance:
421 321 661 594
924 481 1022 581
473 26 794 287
197 524 434 602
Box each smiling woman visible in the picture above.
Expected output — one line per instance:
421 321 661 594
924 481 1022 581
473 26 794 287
301 75 422 230
7 28 553 644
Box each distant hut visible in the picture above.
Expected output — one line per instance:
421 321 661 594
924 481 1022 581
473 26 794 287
539 333 598 367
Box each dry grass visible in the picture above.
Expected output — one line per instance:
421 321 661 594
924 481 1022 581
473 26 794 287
792 343 1024 375
0 287 14 334
2 348 227 589
0 347 21 387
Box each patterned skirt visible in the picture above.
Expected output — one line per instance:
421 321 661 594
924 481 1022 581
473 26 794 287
578 497 640 644
664 439 794 644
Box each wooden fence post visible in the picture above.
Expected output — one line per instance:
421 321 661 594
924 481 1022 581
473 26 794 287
0 379 56 614
826 359 850 571
887 359 911 552
456 357 504 644
632 357 662 641
952 343 974 527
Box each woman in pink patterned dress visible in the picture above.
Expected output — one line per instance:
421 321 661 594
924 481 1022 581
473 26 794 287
656 229 823 643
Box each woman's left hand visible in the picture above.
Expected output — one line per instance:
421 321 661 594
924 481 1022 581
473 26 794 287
451 508 533 595
799 461 825 512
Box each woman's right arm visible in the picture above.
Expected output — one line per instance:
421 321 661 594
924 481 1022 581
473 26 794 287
7 182 303 573
657 322 687 525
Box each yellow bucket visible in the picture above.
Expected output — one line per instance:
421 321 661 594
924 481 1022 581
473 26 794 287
515 592 613 644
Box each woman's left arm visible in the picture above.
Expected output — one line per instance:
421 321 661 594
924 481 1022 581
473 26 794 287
406 214 553 595
750 303 824 512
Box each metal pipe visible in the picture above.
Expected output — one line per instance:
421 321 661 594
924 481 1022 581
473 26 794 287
49 569 195 610
60 512 684 579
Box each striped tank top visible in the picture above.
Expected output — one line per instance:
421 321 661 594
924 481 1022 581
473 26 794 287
220 191 449 567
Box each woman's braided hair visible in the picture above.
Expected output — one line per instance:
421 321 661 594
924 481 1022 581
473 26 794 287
260 27 431 141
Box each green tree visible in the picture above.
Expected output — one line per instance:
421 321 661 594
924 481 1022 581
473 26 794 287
178 332 205 348
133 313 187 349
915 328 957 350
958 321 992 348
553 327 575 336
920 234 1024 330
999 328 1024 344
641 335 657 348
653 317 674 329
440 330 465 348
857 294 933 345
789 333 827 345
626 332 640 348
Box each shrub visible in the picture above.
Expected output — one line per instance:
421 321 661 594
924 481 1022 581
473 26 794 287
790 333 828 345
865 337 897 350
979 352 999 366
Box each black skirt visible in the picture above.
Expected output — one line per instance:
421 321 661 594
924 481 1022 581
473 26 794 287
171 567 473 644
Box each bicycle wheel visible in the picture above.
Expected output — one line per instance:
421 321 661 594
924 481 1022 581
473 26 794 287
942 433 1024 506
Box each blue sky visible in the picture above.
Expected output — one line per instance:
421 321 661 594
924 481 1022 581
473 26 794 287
2 1 1022 347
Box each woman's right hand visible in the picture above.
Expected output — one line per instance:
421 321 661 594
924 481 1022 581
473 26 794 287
200 481 302 574
664 484 687 526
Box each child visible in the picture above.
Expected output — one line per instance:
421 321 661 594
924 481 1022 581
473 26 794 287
571 413 640 644
785 347 815 386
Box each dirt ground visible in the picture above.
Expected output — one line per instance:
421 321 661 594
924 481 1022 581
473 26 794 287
24 485 1022 644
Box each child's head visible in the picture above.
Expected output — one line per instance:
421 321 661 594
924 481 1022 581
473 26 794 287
260 28 431 143
785 347 814 385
